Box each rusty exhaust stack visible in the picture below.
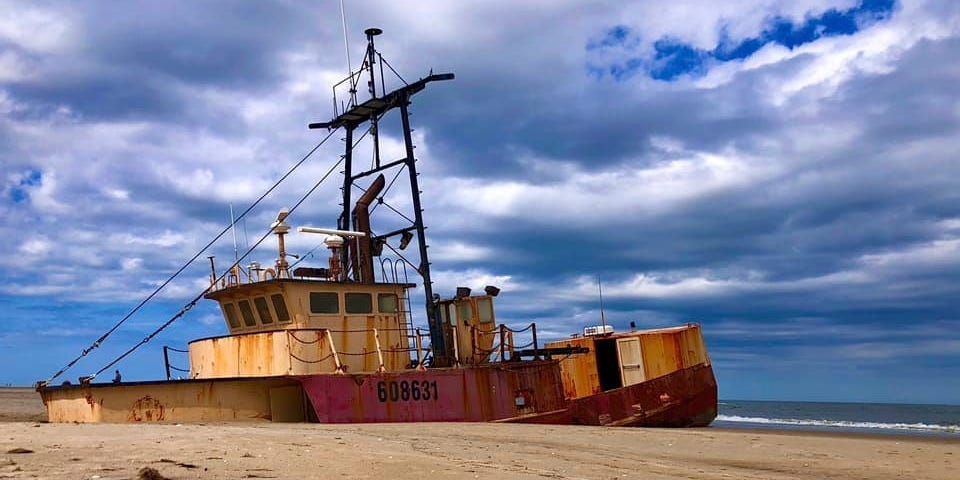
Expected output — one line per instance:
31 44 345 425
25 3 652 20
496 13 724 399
351 174 385 283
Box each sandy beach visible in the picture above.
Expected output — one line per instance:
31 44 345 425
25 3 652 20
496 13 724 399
0 388 956 479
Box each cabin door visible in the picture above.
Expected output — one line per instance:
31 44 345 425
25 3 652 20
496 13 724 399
616 337 646 386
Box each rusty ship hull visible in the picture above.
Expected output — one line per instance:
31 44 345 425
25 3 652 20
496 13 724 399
523 363 718 427
41 322 716 426
40 359 715 426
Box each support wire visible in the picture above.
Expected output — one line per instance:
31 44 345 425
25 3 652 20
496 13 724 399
84 126 374 381
91 151 347 380
44 127 340 384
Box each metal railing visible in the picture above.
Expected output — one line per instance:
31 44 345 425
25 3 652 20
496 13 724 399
285 326 423 374
180 320 540 378
462 323 539 363
162 346 190 380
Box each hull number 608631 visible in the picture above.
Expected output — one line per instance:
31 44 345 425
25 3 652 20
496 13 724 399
376 380 438 402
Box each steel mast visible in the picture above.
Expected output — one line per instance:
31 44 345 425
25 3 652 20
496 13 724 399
309 28 455 366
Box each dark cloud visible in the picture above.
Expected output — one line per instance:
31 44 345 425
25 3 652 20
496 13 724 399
80 3 300 86
4 1 335 123
8 72 186 120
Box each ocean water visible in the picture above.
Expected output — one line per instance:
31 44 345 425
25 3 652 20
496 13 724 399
715 400 960 437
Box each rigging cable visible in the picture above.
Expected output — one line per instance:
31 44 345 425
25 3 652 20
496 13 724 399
85 126 374 381
44 127 340 385
90 149 348 380
378 54 408 86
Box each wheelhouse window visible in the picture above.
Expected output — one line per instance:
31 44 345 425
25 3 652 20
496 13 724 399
310 292 339 314
345 293 373 314
271 294 291 323
457 301 473 323
238 300 257 327
254 296 273 324
222 303 241 329
378 293 399 313
477 297 494 324
447 303 458 326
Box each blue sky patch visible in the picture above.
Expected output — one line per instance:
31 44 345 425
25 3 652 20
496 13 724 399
8 168 42 203
590 0 896 81
651 39 708 81
586 25 636 50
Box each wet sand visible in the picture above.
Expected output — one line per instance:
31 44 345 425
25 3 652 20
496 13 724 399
1 388 957 479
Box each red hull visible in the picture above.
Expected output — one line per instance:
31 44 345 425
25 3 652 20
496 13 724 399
567 363 717 427
297 361 566 423
297 362 716 427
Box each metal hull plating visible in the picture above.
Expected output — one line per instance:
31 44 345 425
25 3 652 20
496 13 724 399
533 363 718 427
39 362 715 427
38 377 304 423
298 361 566 423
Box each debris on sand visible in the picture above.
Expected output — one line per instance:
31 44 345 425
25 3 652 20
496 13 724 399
159 458 198 469
137 466 170 480
0 457 20 473
5 448 33 454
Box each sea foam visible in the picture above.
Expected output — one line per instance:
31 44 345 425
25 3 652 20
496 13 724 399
716 414 960 434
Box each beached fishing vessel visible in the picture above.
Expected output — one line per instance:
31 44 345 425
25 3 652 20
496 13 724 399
36 29 717 426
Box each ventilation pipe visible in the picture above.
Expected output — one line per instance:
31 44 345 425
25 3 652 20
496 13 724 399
352 174 385 283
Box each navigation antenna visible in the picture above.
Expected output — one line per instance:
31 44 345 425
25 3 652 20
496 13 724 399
598 276 608 333
308 28 455 366
365 28 382 169
338 0 357 106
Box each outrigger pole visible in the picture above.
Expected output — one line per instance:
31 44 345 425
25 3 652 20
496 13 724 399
308 28 455 366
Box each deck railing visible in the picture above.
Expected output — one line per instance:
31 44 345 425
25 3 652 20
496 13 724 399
161 346 190 380
175 321 540 379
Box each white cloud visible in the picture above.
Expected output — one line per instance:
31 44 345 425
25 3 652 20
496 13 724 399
18 237 52 256
102 188 130 200
834 339 960 360
696 1 959 104
197 313 222 326
22 169 67 213
431 268 513 296
111 232 186 248
432 147 776 226
859 239 960 271
0 50 31 82
120 257 143 271
0 2 79 54
430 241 493 263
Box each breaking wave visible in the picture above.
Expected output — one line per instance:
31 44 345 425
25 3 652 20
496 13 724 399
716 415 960 435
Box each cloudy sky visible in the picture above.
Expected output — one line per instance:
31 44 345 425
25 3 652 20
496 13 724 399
2 0 958 403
